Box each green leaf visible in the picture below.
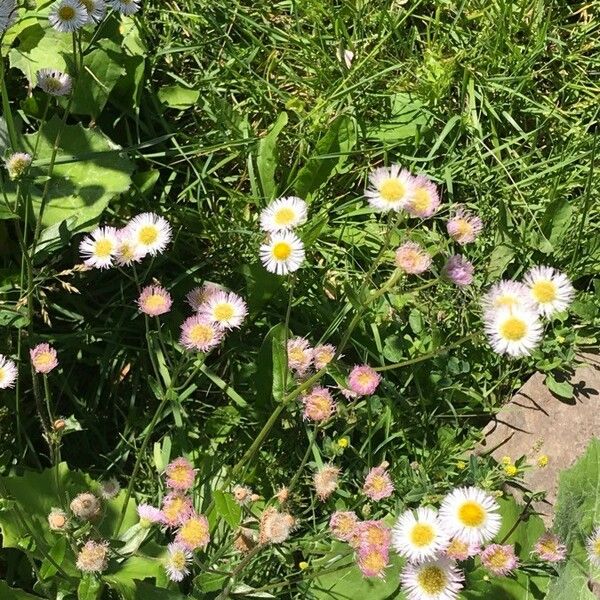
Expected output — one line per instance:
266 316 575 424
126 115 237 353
133 581 188 599
464 567 549 599
257 112 288 200
496 497 545 557
255 323 289 408
103 553 167 600
14 117 133 230
540 198 574 249
158 84 200 109
39 536 67 581
487 243 515 280
194 571 228 593
366 93 431 142
0 581 43 599
544 373 574 399
213 490 242 528
311 542 406 599
77 575 103 600
293 115 356 199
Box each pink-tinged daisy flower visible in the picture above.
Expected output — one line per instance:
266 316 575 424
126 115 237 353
484 306 543 358
329 511 359 542
5 152 31 180
302 386 336 422
287 337 313 375
401 557 464 600
259 507 296 544
108 0 140 15
0 355 18 389
30 343 58 374
114 228 145 266
313 465 340 501
522 266 575 317
126 212 171 256
198 290 247 329
186 282 225 311
179 315 224 352
160 493 194 527
357 545 389 578
363 463 394 501
586 527 600 568
137 503 163 527
165 457 196 491
439 487 501 545
481 544 518 576
365 165 415 212
36 69 72 96
348 365 381 396
313 344 336 370
76 540 109 573
395 241 432 275
175 514 210 551
481 280 534 312
533 532 566 563
164 542 191 582
405 175 441 218
357 520 392 551
392 507 450 563
445 537 480 561
442 255 474 287
446 208 483 245
137 285 172 316
79 226 119 269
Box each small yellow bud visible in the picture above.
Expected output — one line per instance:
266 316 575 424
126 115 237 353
537 455 549 468
503 464 518 477
299 561 309 570
501 456 512 465
456 461 466 470
337 437 349 448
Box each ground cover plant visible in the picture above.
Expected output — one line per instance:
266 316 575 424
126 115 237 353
0 0 599 598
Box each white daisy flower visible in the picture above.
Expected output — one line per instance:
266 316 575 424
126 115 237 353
126 212 172 256
107 0 140 15
365 165 415 212
587 527 600 569
439 487 502 546
260 231 305 275
36 69 72 96
164 542 191 582
260 196 307 232
79 0 106 23
393 507 451 563
523 266 574 317
0 0 18 35
114 228 146 266
481 280 535 312
0 355 18 389
484 306 543 358
401 557 464 600
79 226 119 269
49 0 88 32
198 290 248 330
185 282 225 311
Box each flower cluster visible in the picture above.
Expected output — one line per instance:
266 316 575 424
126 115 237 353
287 336 336 377
259 197 307 275
483 266 574 357
49 0 140 34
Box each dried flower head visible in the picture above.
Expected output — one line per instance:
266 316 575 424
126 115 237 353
234 527 258 553
5 152 32 180
363 463 394 501
313 465 340 501
70 492 102 522
48 508 68 531
274 486 290 504
329 511 359 542
259 507 296 544
233 485 254 505
76 540 109 573
99 477 120 500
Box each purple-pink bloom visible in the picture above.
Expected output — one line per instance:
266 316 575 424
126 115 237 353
348 365 381 396
481 543 519 575
30 343 58 374
363 462 394 501
137 503 164 525
442 255 474 287
302 386 336 422
405 174 441 218
165 457 196 491
179 314 224 352
447 207 483 244
533 532 567 563
137 285 173 316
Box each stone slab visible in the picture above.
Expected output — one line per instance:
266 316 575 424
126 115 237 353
477 354 600 525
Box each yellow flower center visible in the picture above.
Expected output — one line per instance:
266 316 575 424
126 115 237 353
0 368 6 384
531 280 557 303
458 500 486 527
179 518 208 547
34 352 54 369
594 540 600 557
365 527 387 546
538 539 557 554
447 538 468 556
274 207 296 226
417 565 447 594
272 241 292 261
213 303 234 321
94 239 113 258
370 475 387 492
453 218 473 238
410 523 436 547
357 372 374 386
58 5 76 20
144 295 166 312
379 178 405 203
310 394 331 415
46 78 62 92
411 187 432 213
170 550 187 570
499 316 527 341
488 548 510 569
80 0 92 10
336 516 355 535
362 549 386 572
189 323 214 345
163 497 187 522
139 225 158 245
289 348 306 362
169 465 191 486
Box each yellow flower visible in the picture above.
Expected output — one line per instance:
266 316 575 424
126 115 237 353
337 437 349 449
501 456 512 466
299 561 309 570
537 455 549 468
503 464 518 477
456 461 466 470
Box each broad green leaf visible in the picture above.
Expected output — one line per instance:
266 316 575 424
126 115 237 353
255 323 289 409
77 575 103 600
241 262 284 313
133 581 188 599
103 553 167 600
496 497 545 557
158 84 200 109
487 243 515 280
257 112 288 200
13 117 133 230
194 571 229 593
366 93 431 142
464 566 549 599
540 198 574 249
0 581 42 599
293 115 356 198
544 373 574 399
213 490 242 528
544 542 597 600
39 536 67 581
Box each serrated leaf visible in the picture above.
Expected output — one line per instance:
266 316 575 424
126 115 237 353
213 490 242 528
545 374 574 400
